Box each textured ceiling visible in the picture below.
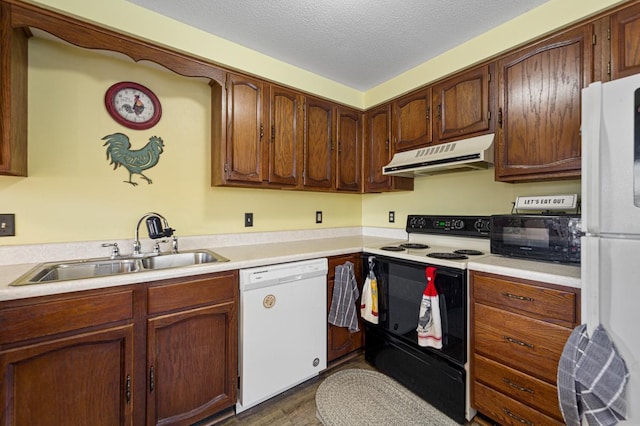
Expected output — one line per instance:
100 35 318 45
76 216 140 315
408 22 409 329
126 0 550 91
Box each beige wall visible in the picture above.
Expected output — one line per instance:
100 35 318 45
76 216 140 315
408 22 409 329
0 0 621 245
0 39 361 245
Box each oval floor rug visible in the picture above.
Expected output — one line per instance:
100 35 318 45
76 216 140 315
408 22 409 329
315 369 459 426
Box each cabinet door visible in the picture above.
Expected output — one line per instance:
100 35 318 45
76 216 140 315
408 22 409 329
496 24 592 182
0 325 134 426
268 85 303 186
327 254 364 362
433 64 495 142
392 87 433 151
610 2 640 80
0 3 28 177
364 104 392 192
225 73 265 183
304 97 334 189
146 302 237 426
335 107 362 191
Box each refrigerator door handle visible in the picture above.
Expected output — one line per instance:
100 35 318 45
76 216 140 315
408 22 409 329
581 82 603 234
581 236 600 335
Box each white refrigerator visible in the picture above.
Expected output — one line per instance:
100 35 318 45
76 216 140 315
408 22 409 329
581 73 640 422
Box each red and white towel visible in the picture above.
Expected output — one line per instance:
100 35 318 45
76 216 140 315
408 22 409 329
416 266 442 349
361 259 378 324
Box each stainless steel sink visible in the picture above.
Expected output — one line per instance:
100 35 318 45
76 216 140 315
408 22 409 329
141 250 228 270
9 250 229 286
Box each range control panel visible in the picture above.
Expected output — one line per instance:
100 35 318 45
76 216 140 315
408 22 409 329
406 215 491 238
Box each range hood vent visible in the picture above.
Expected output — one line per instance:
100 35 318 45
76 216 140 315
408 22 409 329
383 134 495 178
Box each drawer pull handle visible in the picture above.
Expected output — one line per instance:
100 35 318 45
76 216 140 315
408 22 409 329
505 336 534 349
503 378 534 394
503 408 534 426
502 292 534 302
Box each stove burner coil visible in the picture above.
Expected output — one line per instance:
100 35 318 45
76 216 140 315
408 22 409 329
399 243 429 249
453 249 484 256
380 246 405 252
427 252 468 260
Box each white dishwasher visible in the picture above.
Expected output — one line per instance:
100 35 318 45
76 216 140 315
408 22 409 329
237 258 328 413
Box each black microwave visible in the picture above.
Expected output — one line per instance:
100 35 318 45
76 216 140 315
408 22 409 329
490 214 582 263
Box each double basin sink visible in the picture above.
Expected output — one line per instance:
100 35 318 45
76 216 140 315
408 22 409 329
10 249 229 286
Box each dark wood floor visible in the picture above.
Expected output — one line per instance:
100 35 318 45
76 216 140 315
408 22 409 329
213 353 490 426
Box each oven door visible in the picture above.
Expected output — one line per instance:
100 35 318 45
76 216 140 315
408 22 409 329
370 255 466 366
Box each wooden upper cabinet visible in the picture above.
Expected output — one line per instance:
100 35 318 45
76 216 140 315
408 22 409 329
335 107 362 191
225 73 265 183
392 87 433 151
268 85 304 187
495 24 592 182
0 3 28 176
304 97 334 189
364 104 392 192
433 64 495 142
363 104 414 193
610 2 640 80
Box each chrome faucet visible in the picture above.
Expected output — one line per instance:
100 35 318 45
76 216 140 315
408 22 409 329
133 212 176 256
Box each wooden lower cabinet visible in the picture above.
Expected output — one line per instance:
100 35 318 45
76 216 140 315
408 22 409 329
0 270 239 426
327 254 364 363
146 273 237 426
1 324 135 425
470 271 580 426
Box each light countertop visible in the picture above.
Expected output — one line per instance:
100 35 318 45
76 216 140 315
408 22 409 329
0 228 581 301
0 234 397 301
468 255 581 288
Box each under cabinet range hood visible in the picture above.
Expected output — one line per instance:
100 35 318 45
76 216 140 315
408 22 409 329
383 134 495 177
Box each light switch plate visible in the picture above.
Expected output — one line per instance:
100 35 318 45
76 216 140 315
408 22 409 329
0 214 15 237
315 211 322 224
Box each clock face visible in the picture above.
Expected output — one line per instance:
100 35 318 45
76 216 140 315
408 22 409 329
105 82 162 130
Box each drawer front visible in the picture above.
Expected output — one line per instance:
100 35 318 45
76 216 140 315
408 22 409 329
474 303 571 383
148 271 237 315
473 354 563 421
473 381 564 426
0 290 134 345
472 272 577 324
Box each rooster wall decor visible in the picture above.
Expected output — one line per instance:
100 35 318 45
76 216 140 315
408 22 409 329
101 133 164 186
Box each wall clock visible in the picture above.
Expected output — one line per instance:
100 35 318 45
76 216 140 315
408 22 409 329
104 81 162 130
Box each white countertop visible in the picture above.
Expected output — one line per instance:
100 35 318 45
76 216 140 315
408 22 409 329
0 228 581 301
0 234 397 301
468 255 581 288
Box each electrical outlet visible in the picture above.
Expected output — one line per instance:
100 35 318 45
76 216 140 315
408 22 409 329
315 211 323 224
0 214 15 237
244 212 253 227
389 211 395 223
